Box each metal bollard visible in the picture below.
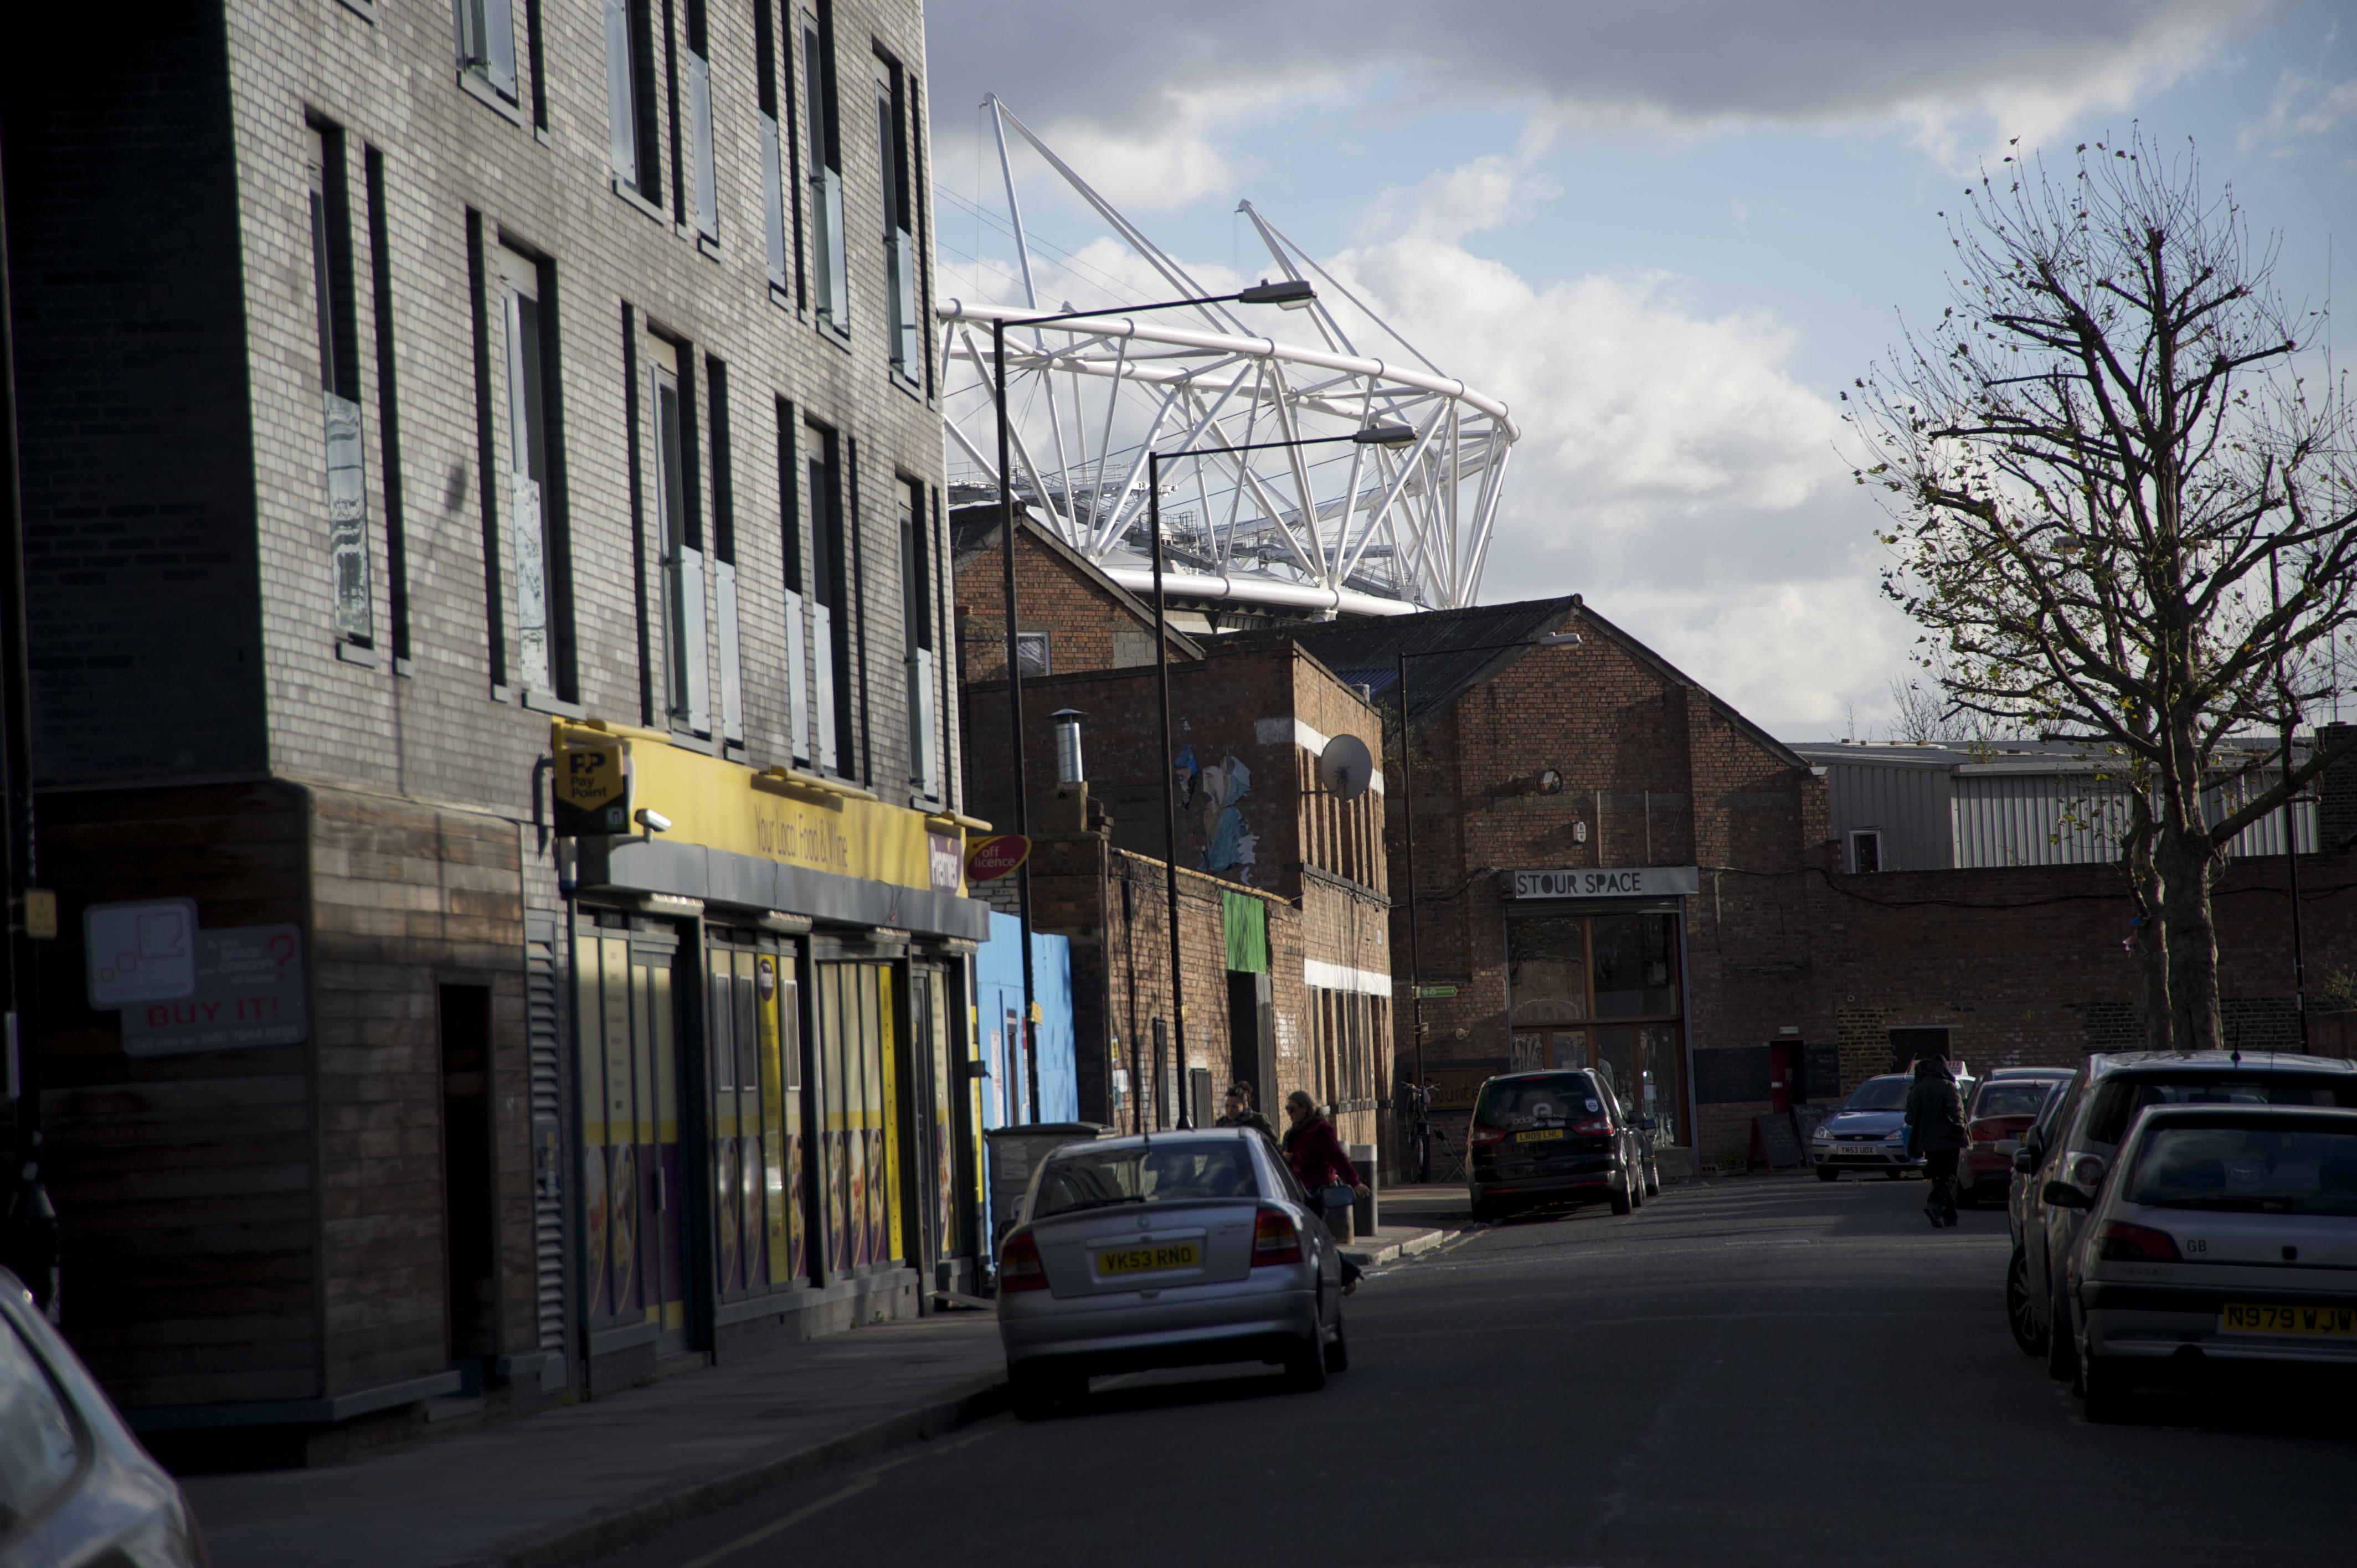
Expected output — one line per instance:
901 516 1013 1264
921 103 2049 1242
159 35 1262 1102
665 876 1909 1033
1349 1142 1377 1237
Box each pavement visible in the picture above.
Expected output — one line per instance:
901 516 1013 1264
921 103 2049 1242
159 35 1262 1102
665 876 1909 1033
572 1172 2356 1568
182 1314 1008 1568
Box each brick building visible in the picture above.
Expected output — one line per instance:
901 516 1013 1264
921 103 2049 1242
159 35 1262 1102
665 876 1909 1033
949 503 1202 682
961 640 1394 1162
4 0 990 1456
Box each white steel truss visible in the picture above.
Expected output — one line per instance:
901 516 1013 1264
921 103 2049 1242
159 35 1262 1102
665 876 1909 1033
938 98 1520 616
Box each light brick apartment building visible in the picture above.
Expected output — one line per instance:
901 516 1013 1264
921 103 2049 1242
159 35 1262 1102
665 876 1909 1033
4 0 989 1459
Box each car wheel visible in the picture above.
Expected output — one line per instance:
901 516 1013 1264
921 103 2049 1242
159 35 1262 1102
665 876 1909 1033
2005 1246 2046 1358
1008 1363 1078 1421
1608 1169 1634 1216
1324 1312 1350 1374
1815 1165 1840 1183
2045 1272 2079 1384
1644 1160 1660 1197
2081 1355 2130 1423
1469 1197 1498 1223
1285 1333 1330 1391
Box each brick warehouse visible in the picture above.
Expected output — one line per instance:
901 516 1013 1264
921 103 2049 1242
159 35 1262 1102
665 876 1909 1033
4 0 999 1459
962 640 1395 1164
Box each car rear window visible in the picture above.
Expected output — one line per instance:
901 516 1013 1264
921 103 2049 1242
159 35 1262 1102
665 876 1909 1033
2125 1123 2357 1216
1840 1077 1912 1112
1972 1080 2060 1120
2087 1076 2357 1145
1032 1144 1259 1218
1475 1074 1601 1128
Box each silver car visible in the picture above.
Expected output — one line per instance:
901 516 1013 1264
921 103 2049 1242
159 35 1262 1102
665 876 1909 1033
1 1268 208 1568
995 1129 1345 1416
2055 1103 2357 1421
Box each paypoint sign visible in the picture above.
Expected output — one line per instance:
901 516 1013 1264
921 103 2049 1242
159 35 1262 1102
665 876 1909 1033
554 731 632 834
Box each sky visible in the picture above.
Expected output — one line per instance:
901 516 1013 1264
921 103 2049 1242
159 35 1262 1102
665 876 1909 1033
920 0 2357 739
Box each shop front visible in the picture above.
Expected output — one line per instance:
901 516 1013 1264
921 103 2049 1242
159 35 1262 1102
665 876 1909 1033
554 722 989 1386
1501 867 1698 1153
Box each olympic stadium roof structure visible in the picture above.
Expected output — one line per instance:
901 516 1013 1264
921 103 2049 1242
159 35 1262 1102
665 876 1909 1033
938 98 1521 622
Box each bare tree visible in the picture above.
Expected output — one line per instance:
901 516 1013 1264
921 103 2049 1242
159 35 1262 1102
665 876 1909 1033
1852 131 2357 1051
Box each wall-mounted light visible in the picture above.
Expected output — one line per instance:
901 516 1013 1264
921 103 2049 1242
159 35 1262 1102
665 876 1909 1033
1052 709 1085 786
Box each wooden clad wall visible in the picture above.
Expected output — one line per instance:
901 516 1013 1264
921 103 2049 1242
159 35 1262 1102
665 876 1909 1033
34 783 318 1408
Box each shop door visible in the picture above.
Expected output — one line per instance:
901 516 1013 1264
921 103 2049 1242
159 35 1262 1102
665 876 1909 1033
577 924 692 1356
812 962 903 1278
703 942 810 1301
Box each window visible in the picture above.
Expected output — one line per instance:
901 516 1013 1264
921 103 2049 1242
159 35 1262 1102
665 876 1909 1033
776 402 812 762
453 0 518 102
707 357 743 746
685 0 718 240
755 0 789 292
1505 914 1685 1146
899 479 936 795
873 54 918 384
1850 829 1881 874
362 149 409 664
604 0 660 201
1015 631 1049 677
648 336 709 735
801 5 846 335
308 124 372 651
806 421 850 770
495 244 568 699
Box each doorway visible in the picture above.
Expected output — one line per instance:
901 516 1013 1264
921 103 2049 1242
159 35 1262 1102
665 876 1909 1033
440 984 497 1375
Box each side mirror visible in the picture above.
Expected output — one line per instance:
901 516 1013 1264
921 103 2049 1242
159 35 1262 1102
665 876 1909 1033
2021 1126 2045 1154
2012 1149 2037 1174
2041 1180 2093 1210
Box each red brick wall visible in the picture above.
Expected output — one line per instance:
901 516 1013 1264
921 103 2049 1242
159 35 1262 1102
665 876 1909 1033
952 517 1191 684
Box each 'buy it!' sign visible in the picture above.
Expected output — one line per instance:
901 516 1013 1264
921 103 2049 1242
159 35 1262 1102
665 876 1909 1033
120 925 306 1059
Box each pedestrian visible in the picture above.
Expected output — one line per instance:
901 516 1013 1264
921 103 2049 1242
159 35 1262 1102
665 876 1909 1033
1281 1091 1371 1294
1905 1053 1968 1228
1214 1081 1278 1142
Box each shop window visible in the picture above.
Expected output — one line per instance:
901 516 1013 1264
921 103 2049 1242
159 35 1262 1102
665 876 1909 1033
574 930 692 1355
813 962 900 1275
706 946 804 1297
1592 913 1677 1018
1506 912 1685 1148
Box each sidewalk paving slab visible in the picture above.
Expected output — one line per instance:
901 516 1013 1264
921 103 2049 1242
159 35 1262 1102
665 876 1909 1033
1340 1224 1447 1267
182 1314 1007 1568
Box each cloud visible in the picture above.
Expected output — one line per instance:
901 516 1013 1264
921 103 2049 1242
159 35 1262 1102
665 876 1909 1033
927 0 2279 199
2242 66 2357 152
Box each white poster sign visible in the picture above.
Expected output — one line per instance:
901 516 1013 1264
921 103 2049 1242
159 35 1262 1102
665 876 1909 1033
84 898 200 1008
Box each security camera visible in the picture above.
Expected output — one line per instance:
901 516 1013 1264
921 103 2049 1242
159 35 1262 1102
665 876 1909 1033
635 809 672 833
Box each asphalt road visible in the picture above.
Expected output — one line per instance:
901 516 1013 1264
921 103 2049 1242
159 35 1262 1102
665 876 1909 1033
590 1174 2356 1568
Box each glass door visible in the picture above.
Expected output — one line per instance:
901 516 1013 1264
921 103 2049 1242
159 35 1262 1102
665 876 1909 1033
576 923 690 1355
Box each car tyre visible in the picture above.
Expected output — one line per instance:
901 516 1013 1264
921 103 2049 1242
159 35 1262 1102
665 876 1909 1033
2045 1272 2079 1384
1324 1313 1350 1374
1469 1196 1499 1224
1815 1165 1840 1183
2081 1355 2131 1423
1285 1333 1330 1392
1008 1363 1079 1421
1608 1169 1634 1216
2005 1246 2046 1358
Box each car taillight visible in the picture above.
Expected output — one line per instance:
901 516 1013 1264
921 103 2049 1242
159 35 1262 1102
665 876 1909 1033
2095 1221 2180 1262
1253 1206 1303 1266
1574 1114 1611 1135
1468 1126 1507 1147
1000 1231 1049 1291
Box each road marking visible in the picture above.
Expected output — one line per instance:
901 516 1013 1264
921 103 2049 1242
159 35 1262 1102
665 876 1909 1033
675 1420 1008 1568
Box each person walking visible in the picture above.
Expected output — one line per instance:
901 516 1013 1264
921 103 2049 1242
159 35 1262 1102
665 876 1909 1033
1214 1081 1278 1143
1282 1091 1371 1294
1905 1053 1968 1228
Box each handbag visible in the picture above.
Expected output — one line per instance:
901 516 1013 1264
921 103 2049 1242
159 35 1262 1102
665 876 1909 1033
1318 1183 1354 1212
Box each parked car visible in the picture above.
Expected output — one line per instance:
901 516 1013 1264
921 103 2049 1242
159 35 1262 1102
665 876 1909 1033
2007 1069 2085 1353
0 1268 208 1568
2052 1102 2357 1421
1465 1069 1656 1221
1809 1073 1922 1179
1960 1069 2073 1206
995 1129 1344 1416
2011 1051 2357 1383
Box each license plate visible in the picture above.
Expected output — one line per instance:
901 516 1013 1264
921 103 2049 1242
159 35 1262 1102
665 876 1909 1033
2219 1303 2357 1337
1515 1129 1565 1144
1097 1242 1200 1276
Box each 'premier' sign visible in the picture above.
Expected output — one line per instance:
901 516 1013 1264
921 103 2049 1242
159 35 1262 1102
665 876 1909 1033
1508 866 1700 900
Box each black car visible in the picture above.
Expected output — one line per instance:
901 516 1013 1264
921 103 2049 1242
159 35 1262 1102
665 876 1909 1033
1466 1069 1656 1222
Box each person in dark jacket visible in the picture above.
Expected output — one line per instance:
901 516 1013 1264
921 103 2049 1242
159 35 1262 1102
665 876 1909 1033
1905 1054 1969 1227
1282 1091 1370 1294
1214 1081 1278 1143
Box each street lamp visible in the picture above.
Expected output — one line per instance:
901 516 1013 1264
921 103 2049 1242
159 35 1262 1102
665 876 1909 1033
1145 421 1416 1127
989 278 1317 1126
1392 620 1582 1181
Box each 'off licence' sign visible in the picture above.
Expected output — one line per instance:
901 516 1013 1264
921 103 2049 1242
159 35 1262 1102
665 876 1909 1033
1509 865 1701 900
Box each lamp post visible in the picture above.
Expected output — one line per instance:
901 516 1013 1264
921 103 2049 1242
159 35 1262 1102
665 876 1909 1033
1392 621 1582 1182
989 279 1314 1127
1146 421 1416 1126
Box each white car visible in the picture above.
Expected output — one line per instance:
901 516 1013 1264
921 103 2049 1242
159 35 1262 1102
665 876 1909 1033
995 1130 1345 1416
2055 1102 2357 1422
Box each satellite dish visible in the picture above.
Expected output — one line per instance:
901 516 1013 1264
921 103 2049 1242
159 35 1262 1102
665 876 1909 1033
1319 734 1374 803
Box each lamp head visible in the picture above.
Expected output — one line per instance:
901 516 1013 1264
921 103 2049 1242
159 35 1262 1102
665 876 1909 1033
1237 277 1316 309
1352 421 1417 447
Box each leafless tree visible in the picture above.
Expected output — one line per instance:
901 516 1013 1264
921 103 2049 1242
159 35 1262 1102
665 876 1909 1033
1852 131 2357 1051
